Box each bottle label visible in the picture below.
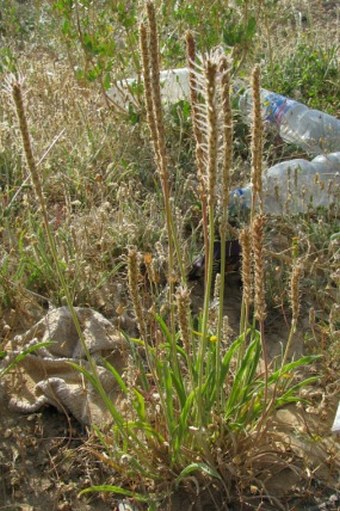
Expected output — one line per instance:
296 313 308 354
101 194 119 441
231 187 247 203
229 187 251 213
261 91 297 125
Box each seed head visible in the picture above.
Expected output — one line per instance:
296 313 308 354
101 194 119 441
251 65 263 213
239 227 253 306
290 262 302 324
252 214 266 322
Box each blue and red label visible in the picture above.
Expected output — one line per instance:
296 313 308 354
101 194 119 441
261 91 297 125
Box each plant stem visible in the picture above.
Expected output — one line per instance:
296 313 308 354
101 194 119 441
197 205 215 426
216 56 232 394
11 77 135 442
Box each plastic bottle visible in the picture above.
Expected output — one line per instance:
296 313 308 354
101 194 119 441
239 89 340 155
108 70 340 154
107 68 190 109
229 152 340 215
332 401 340 435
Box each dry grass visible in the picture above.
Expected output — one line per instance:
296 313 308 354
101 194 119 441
0 1 339 510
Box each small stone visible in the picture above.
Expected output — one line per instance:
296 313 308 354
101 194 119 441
118 501 139 511
4 428 12 439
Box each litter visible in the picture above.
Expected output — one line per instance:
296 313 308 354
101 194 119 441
239 87 340 156
107 66 340 158
108 66 340 215
107 67 190 109
229 152 340 215
1 307 127 425
331 401 340 435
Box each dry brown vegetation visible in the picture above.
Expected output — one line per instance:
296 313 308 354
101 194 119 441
0 1 339 510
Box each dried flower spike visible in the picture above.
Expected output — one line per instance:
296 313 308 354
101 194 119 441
205 59 218 209
219 56 233 214
128 248 147 339
239 226 253 307
139 22 159 165
251 64 264 214
252 214 266 323
11 78 44 204
290 262 302 325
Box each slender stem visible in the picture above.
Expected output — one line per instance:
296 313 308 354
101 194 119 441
258 317 296 437
143 4 183 380
197 205 215 426
11 78 138 442
282 319 296 369
259 319 268 405
216 228 226 390
216 56 232 393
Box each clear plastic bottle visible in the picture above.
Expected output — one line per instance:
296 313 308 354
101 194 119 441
107 68 190 109
229 152 340 215
239 89 340 155
108 70 340 155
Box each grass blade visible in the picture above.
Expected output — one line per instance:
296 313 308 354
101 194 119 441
176 462 222 487
79 485 149 502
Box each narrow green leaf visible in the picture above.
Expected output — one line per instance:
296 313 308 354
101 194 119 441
155 313 172 343
174 389 196 453
163 363 175 431
245 16 257 41
269 355 321 384
219 335 244 385
127 420 163 440
79 485 149 502
226 336 260 412
102 358 128 394
0 341 52 379
132 388 146 421
282 355 321 372
171 370 187 408
68 361 98 388
276 376 319 407
69 362 125 429
176 462 222 486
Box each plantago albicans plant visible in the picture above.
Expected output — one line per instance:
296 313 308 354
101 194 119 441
8 75 136 442
79 9 320 504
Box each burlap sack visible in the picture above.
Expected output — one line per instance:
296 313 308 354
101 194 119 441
2 307 127 425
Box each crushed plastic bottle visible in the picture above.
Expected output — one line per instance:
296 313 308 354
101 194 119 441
108 68 340 155
107 68 190 109
332 401 340 435
239 89 340 155
229 152 340 215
